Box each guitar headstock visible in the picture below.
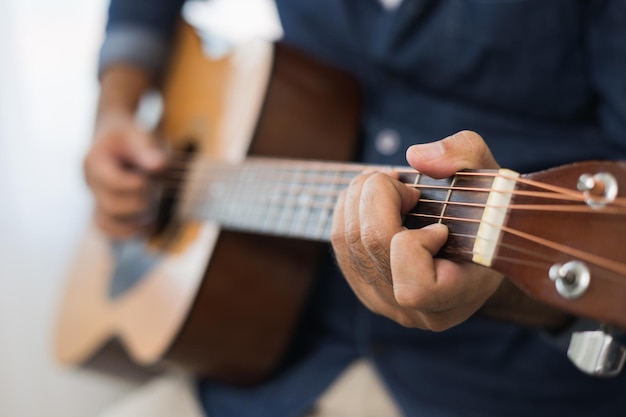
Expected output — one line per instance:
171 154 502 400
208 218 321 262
493 161 626 329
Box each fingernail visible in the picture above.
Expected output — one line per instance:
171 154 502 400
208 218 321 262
411 142 445 161
422 223 448 233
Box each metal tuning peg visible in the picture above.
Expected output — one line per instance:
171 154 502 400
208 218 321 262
567 327 626 377
577 172 618 208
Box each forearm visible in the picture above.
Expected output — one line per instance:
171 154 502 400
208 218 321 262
97 65 153 125
480 278 573 330
97 0 186 125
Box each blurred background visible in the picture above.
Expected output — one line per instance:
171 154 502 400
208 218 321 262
0 1 282 416
0 0 140 416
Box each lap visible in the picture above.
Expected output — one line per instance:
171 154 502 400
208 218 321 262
97 360 402 417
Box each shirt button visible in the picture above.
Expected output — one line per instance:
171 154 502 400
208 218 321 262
375 129 401 156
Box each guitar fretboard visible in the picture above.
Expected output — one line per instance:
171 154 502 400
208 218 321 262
178 158 497 261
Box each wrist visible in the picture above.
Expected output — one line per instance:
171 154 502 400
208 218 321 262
480 279 573 330
97 65 153 125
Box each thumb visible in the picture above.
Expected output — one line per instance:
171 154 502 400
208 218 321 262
406 130 499 179
126 130 166 172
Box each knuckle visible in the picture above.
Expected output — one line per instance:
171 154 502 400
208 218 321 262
347 247 378 284
360 224 382 250
454 130 480 149
394 286 428 310
120 175 146 192
100 193 144 218
361 173 390 198
456 129 481 141
394 313 421 329
330 229 342 247
345 227 362 246
349 172 370 189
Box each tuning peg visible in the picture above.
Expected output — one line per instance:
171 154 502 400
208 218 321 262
567 328 626 377
577 172 618 208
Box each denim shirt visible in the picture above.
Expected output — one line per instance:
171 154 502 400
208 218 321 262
102 1 626 416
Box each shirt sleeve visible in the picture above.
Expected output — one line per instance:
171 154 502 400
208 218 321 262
98 0 186 77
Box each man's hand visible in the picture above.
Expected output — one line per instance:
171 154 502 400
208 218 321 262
84 65 165 238
84 111 165 238
331 131 504 331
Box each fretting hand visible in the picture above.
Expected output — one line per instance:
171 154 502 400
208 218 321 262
331 131 504 331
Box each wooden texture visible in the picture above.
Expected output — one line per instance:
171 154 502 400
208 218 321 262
163 36 360 383
494 161 626 329
55 22 361 385
55 21 626 387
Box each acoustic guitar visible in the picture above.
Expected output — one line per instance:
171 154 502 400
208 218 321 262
54 22 626 385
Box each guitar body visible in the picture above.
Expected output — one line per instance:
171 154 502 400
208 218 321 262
55 23 360 384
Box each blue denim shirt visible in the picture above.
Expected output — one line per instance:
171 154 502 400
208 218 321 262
102 1 626 416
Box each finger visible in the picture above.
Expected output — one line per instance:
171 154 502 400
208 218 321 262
342 172 382 283
331 188 382 311
86 158 148 195
332 175 398 311
359 173 420 281
406 130 499 179
126 130 166 172
94 208 148 238
97 188 151 220
391 224 502 314
389 223 451 311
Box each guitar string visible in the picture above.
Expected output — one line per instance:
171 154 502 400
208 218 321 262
445 232 558 267
165 185 626 216
161 172 626 216
161 150 624 203
180 186 626 282
157 171 602 205
154 160 626 206
161 151 620 202
159 175 590 204
137 155 626 276
407 212 626 278
154 198 626 285
166 162 626 270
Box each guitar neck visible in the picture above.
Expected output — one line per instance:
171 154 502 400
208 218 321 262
182 158 371 241
177 157 516 266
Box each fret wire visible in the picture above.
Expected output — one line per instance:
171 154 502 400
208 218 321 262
281 163 303 236
297 166 316 238
235 166 251 225
304 164 322 238
316 169 342 239
413 170 422 187
230 168 243 225
439 175 457 224
262 165 286 233
251 166 272 231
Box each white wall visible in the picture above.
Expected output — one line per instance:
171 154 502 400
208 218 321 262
0 1 139 416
